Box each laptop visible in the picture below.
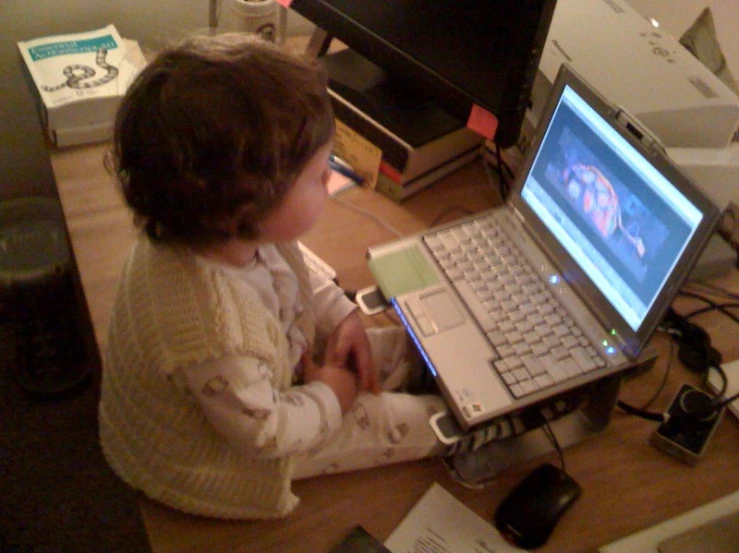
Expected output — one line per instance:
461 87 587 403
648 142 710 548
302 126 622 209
366 64 721 431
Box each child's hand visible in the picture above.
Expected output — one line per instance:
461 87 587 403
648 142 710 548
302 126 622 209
302 353 358 413
324 311 380 394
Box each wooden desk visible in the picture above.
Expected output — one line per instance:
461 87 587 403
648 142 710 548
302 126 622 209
51 143 739 553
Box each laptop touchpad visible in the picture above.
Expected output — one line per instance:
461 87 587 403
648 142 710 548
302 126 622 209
420 289 466 332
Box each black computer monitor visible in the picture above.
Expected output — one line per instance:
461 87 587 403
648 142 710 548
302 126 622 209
289 0 558 148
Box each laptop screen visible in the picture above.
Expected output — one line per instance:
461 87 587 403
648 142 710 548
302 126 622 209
519 84 704 332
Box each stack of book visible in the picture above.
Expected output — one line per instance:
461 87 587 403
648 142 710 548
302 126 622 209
324 49 484 202
18 24 146 148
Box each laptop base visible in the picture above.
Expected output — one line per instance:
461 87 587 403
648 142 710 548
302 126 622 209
445 347 658 487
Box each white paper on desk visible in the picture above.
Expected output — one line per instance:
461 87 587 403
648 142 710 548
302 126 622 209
384 483 527 553
708 358 739 419
598 489 739 553
327 169 356 196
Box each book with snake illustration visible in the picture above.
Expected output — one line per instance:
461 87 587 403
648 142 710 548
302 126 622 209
18 24 145 147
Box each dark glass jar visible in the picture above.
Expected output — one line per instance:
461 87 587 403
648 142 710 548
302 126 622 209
0 197 91 400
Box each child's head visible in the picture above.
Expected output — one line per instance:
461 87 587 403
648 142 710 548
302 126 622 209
109 33 335 245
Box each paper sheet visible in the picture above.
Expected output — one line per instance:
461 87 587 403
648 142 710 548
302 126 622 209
599 489 739 553
384 483 527 553
327 169 357 196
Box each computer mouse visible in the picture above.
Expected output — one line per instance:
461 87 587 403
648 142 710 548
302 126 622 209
494 463 582 549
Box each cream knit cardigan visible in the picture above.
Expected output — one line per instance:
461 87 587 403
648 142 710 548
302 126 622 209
99 236 316 519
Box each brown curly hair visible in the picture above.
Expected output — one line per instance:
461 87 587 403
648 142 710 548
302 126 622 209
108 33 334 245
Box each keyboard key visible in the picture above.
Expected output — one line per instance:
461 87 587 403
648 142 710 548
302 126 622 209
487 331 507 347
512 367 529 382
510 384 525 398
540 354 569 383
507 356 523 370
572 346 599 372
501 372 517 386
561 357 583 378
561 335 580 349
507 330 523 344
534 374 554 389
521 354 546 377
513 342 531 356
531 342 548 357
519 379 538 395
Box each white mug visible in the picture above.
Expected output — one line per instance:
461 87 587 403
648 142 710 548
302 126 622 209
220 0 279 42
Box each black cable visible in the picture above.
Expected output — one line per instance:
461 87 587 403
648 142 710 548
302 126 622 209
678 290 739 326
616 328 675 420
642 329 675 410
541 420 567 474
683 303 739 319
619 380 736 427
495 143 511 200
717 389 739 407
684 280 739 301
481 142 514 201
706 364 729 399
616 400 664 421
495 143 516 181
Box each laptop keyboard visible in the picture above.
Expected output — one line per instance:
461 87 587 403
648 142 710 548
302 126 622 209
423 213 606 399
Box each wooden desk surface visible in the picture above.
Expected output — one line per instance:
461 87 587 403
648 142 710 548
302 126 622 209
51 143 739 553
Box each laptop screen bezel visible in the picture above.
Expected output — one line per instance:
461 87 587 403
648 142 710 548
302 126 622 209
508 64 720 358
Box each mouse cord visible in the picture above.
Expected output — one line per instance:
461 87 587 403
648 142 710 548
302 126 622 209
616 327 675 421
541 419 567 475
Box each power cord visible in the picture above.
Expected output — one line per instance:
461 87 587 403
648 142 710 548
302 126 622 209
616 327 675 419
330 195 403 237
678 290 739 326
481 141 515 202
618 308 731 426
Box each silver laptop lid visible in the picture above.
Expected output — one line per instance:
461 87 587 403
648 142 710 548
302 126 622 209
509 64 721 358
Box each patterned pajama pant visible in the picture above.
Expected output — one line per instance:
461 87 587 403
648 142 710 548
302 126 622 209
293 327 448 478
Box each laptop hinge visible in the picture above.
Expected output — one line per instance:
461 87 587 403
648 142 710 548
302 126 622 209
615 106 665 153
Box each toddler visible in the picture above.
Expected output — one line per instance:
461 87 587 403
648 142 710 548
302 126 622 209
98 33 452 520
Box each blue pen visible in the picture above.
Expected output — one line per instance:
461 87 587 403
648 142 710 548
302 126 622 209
328 155 364 184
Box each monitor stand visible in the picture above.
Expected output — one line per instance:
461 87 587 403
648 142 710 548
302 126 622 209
304 28 466 148
446 347 658 487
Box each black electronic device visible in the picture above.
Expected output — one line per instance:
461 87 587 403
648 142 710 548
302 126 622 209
289 0 558 148
494 463 581 549
650 383 725 465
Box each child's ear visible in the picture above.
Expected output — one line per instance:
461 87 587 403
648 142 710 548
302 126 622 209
321 166 332 190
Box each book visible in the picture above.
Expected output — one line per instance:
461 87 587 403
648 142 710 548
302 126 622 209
332 118 383 189
330 526 392 553
323 49 484 184
374 146 480 203
17 24 145 147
